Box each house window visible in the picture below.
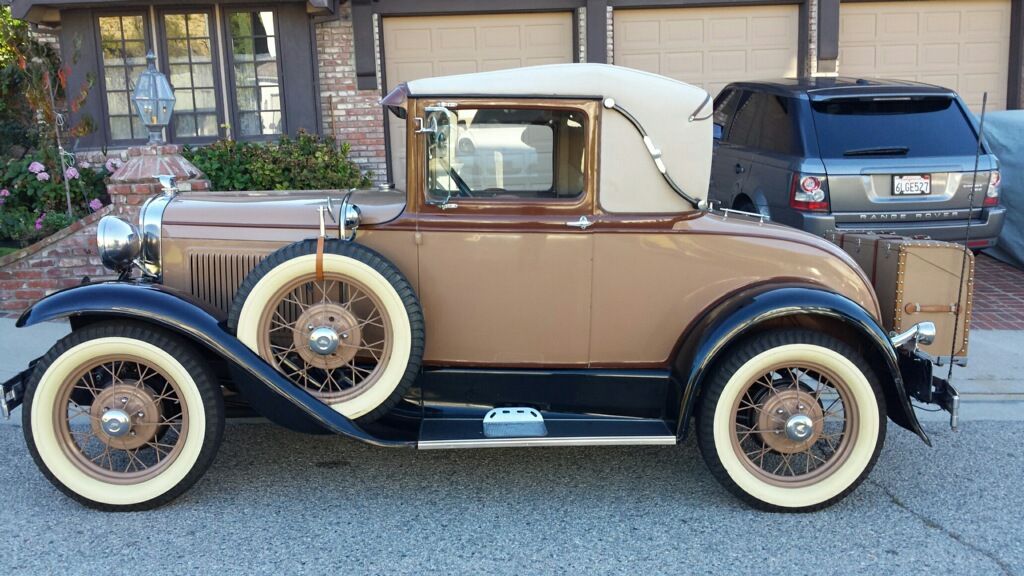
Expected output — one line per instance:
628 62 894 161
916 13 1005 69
163 12 219 140
95 7 294 145
98 14 148 141
227 11 283 137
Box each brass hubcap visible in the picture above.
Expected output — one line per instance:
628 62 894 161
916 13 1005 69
731 363 858 487
294 304 362 368
91 383 164 450
755 388 824 454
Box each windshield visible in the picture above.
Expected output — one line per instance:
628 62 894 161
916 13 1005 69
810 96 980 159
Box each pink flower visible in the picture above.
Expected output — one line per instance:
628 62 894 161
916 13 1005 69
28 161 45 174
0 189 9 197
105 158 124 173
78 160 89 169
36 171 50 181
35 213 46 231
89 198 103 211
65 167 80 180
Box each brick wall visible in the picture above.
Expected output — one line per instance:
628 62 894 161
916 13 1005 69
315 4 388 183
0 208 112 313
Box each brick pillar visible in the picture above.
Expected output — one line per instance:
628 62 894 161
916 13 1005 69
107 143 210 218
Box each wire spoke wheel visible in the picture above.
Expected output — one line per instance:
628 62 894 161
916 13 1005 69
697 330 885 512
24 322 224 511
732 364 855 487
56 354 186 482
259 272 394 403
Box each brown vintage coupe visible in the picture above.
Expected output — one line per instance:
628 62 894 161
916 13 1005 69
1 65 970 512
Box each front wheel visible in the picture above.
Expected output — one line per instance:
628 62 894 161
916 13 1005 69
23 322 224 511
696 330 886 512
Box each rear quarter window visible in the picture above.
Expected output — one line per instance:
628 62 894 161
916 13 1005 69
810 96 979 158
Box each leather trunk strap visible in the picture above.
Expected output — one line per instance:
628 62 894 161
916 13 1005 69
316 236 325 281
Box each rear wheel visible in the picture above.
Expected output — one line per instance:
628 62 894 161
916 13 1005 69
696 330 886 512
23 322 224 511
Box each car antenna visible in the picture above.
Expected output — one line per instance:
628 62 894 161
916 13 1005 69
947 92 988 385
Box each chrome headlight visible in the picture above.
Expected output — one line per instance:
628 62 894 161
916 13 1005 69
97 216 142 272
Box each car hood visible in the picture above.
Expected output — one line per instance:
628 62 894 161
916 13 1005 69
162 188 406 229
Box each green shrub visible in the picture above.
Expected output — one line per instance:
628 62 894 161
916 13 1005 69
183 131 373 192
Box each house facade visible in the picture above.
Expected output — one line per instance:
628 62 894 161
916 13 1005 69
10 0 1024 186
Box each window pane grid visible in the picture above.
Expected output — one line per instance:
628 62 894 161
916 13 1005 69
99 15 147 141
164 13 219 140
228 11 283 137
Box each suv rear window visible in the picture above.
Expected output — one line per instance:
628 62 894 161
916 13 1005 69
810 97 979 158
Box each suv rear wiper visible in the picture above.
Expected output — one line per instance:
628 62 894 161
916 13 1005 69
843 146 909 157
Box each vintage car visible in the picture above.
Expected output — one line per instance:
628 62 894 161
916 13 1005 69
1 64 969 513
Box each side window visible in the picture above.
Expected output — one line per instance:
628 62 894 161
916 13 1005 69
723 91 763 149
426 107 586 202
755 95 793 155
713 89 741 139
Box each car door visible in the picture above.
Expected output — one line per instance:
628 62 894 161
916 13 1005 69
710 89 757 209
409 99 597 366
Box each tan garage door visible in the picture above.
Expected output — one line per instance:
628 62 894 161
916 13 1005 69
614 6 799 97
840 1 1011 112
383 13 574 189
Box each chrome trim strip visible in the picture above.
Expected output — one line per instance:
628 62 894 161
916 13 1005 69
139 193 173 280
417 435 677 450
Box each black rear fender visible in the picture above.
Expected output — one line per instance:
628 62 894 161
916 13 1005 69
672 284 929 445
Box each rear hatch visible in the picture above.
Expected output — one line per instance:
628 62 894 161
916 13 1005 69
808 94 995 228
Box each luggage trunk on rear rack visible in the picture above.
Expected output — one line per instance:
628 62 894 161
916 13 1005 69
826 231 973 364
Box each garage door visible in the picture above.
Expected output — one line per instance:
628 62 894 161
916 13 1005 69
839 1 1011 112
614 6 800 97
383 13 574 189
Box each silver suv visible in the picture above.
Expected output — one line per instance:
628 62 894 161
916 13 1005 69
709 78 1005 249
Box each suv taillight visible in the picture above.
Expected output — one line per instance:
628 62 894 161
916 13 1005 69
789 173 829 212
983 171 1000 207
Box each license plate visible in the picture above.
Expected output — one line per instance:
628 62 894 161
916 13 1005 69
893 174 931 195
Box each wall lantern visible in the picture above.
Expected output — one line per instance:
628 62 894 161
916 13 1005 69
132 51 176 144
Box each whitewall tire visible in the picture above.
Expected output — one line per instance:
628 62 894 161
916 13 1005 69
23 322 224 511
696 330 886 512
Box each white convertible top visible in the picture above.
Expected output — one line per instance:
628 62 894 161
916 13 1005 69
396 64 713 212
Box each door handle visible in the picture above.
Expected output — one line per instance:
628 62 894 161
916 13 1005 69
566 216 593 230
734 164 744 174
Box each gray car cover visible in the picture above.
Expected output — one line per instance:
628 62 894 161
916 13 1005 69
982 110 1024 270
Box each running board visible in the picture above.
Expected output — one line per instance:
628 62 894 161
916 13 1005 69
418 416 677 450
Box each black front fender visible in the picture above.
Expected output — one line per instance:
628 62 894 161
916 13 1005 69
672 284 929 446
18 281 412 447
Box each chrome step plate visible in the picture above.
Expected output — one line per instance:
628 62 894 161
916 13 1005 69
483 407 548 438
